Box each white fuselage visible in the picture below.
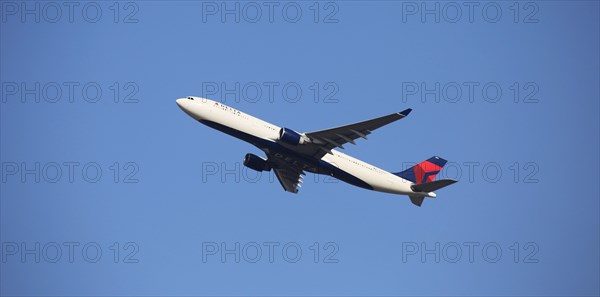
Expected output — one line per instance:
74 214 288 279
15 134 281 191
176 97 428 197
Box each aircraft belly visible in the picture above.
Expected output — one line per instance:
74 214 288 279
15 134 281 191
324 153 413 195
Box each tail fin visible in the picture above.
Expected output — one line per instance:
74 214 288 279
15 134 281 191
397 156 456 207
394 156 447 184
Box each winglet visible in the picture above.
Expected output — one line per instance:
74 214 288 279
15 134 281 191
399 108 412 117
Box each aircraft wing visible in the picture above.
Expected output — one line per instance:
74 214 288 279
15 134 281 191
267 154 305 193
304 108 412 158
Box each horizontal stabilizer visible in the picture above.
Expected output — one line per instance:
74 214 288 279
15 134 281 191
411 179 458 193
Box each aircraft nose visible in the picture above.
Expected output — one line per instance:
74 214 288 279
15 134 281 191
176 98 192 113
176 98 186 109
176 97 197 119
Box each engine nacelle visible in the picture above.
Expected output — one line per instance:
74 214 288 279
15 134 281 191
243 153 271 172
278 128 307 145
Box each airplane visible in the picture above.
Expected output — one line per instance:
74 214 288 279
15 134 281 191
176 97 457 206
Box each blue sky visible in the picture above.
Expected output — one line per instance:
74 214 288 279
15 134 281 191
1 1 599 296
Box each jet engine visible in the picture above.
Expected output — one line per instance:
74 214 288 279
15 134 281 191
278 128 308 145
243 153 271 172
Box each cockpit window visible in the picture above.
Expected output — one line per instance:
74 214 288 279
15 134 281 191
187 97 194 100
